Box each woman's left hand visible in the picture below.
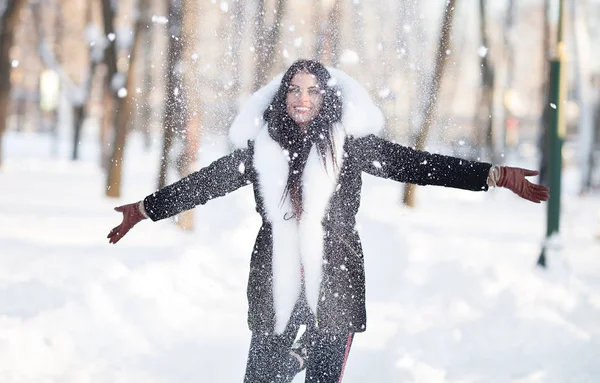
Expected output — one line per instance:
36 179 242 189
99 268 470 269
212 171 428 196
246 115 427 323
498 166 550 203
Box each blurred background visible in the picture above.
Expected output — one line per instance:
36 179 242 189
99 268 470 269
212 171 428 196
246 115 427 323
1 0 600 382
1 0 599 203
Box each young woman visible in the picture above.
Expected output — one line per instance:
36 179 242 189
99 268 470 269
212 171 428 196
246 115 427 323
107 60 549 382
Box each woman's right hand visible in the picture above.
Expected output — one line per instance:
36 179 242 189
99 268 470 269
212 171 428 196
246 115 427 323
107 202 147 244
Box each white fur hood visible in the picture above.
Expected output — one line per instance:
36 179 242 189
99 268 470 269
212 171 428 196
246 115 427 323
228 67 384 148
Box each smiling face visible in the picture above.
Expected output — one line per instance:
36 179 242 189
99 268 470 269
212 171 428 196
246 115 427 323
285 72 324 132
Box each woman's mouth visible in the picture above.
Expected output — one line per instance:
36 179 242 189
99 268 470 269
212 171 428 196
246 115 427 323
294 106 310 114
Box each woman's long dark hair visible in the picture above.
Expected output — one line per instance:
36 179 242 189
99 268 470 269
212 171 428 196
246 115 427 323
263 60 343 220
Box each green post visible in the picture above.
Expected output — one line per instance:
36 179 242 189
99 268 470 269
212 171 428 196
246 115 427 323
538 0 566 267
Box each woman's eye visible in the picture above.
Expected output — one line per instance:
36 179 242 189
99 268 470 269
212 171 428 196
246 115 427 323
288 88 300 94
309 89 320 95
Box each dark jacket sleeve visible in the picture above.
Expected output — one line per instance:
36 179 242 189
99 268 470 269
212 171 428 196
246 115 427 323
143 147 253 221
352 134 491 191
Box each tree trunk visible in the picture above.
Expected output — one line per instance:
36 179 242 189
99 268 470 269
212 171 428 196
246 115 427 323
594 100 600 188
350 0 368 71
106 0 148 197
571 0 596 194
322 0 343 66
402 0 457 207
44 0 63 157
230 0 246 95
71 0 98 161
372 0 396 139
102 0 119 193
170 0 203 231
212 0 247 139
158 0 185 190
498 0 516 161
393 0 410 138
72 105 85 160
100 87 113 170
539 0 552 186
140 0 154 150
396 0 425 139
313 0 342 66
474 0 496 162
252 0 288 91
0 0 27 168
312 0 324 60
226 0 246 118
100 0 118 82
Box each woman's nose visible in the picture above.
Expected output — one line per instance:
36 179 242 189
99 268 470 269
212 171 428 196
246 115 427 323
299 91 311 103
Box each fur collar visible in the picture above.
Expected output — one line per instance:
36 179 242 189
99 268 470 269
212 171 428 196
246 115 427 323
253 123 346 333
229 67 384 148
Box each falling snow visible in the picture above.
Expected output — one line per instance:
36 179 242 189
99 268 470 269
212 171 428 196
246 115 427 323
3 0 599 381
151 15 168 24
477 45 488 57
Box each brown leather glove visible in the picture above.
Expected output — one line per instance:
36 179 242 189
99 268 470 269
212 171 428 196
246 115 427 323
107 201 147 244
497 167 550 203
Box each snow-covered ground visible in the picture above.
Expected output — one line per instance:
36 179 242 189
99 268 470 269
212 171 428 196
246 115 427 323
1 130 599 383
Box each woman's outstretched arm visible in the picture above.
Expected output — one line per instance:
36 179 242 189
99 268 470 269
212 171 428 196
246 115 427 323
352 134 549 202
107 147 253 244
353 134 491 191
143 148 252 221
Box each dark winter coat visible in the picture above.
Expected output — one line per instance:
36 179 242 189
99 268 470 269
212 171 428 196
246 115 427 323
142 133 491 335
142 67 491 335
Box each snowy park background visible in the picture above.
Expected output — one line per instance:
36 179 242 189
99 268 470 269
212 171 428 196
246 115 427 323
0 124 600 383
2 0 600 382
2 130 600 383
